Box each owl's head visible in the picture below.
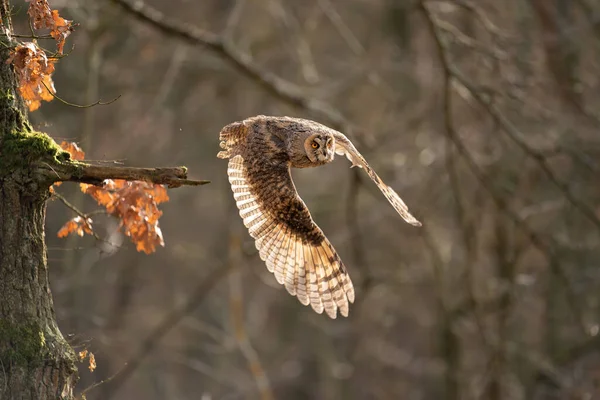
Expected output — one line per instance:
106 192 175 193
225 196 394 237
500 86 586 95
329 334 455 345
304 133 335 163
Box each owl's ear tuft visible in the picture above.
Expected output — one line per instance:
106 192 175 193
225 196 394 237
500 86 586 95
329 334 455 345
217 121 248 159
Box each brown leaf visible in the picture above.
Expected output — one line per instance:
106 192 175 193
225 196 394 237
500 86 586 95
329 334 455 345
88 352 96 372
80 182 116 208
59 141 85 161
26 0 53 30
49 10 74 54
51 141 84 189
26 1 74 54
77 350 88 362
80 180 169 254
8 42 55 111
57 216 93 238
77 349 96 372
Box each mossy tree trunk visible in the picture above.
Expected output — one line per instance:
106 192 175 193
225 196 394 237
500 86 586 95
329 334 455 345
0 2 79 399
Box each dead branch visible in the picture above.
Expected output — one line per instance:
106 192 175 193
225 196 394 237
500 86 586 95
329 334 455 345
41 162 209 188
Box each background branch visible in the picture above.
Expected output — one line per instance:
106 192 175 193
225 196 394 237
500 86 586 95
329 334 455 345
110 0 351 132
419 0 588 335
102 262 235 400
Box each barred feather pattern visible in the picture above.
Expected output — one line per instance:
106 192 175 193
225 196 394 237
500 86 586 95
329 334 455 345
218 116 421 319
333 132 422 227
226 155 355 318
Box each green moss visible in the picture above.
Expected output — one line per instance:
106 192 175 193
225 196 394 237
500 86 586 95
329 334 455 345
0 320 47 366
2 91 15 102
0 128 70 177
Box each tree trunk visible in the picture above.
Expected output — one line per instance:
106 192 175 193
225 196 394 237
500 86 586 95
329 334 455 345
0 2 79 398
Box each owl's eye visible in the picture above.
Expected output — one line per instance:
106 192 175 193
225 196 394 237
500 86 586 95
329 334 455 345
311 142 319 149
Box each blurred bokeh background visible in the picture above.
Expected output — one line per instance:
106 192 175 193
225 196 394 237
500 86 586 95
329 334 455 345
15 0 600 398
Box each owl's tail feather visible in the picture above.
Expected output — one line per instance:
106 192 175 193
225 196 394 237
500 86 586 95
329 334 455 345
217 121 248 159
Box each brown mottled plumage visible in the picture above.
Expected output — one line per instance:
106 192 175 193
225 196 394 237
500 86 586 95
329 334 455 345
217 115 420 318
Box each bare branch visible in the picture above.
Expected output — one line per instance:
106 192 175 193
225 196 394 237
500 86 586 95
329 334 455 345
228 235 273 400
450 69 600 233
418 0 588 335
41 162 209 188
109 0 351 131
427 0 508 38
102 261 236 400
434 17 507 60
41 79 121 108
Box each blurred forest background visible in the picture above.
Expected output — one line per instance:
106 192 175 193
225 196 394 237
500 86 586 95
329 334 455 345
13 0 600 398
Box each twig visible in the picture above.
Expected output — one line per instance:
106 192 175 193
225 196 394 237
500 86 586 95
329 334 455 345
77 363 127 399
419 224 461 400
450 70 600 233
418 0 588 335
52 192 93 226
426 0 508 38
41 80 121 108
41 163 210 188
434 17 507 60
102 261 236 400
51 191 113 245
445 133 493 349
0 33 53 39
228 234 274 400
345 169 371 294
109 0 351 132
318 0 364 55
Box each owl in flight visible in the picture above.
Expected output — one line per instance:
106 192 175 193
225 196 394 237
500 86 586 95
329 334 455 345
218 116 420 319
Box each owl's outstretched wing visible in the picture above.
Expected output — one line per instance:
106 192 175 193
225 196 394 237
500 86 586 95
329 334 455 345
333 132 422 227
218 123 355 318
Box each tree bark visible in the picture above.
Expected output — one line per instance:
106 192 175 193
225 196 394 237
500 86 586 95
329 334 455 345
0 2 79 399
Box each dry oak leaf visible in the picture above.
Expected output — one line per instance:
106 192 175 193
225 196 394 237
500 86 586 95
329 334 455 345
80 180 169 254
49 10 74 54
77 350 88 361
7 42 55 111
77 350 96 372
88 352 97 372
59 140 85 160
57 216 93 238
54 141 85 187
26 1 74 54
26 0 53 30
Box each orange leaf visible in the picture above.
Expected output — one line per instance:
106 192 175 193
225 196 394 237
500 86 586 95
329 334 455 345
79 180 169 254
49 10 74 54
88 352 96 372
8 42 55 112
57 219 77 238
59 141 85 161
77 349 96 372
77 350 88 362
80 182 115 208
57 216 93 238
26 0 53 30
